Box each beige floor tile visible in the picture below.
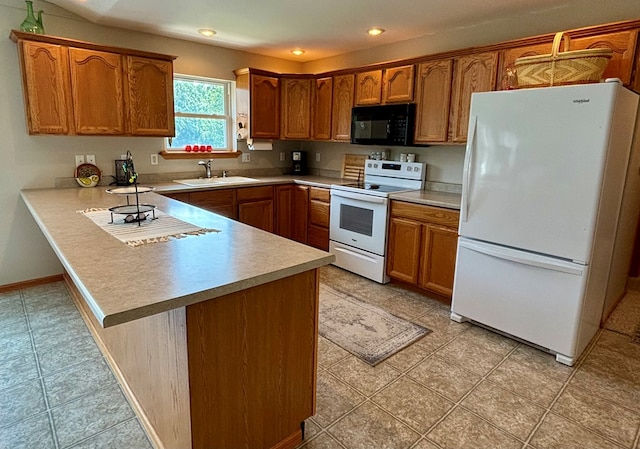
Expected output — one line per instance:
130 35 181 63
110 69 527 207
506 344 574 382
570 361 640 414
297 431 346 449
582 332 640 384
412 439 442 449
314 372 366 427
328 356 401 396
318 336 350 369
487 355 566 408
380 293 440 321
414 307 470 339
435 337 507 376
456 325 519 355
304 419 322 440
329 402 420 449
386 331 452 372
372 376 454 433
552 384 640 447
461 381 545 440
427 407 522 449
408 356 482 402
530 412 625 449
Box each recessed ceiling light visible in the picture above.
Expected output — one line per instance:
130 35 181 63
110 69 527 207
198 28 216 37
367 28 385 36
291 49 305 56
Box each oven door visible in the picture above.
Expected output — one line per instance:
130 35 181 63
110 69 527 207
330 189 389 255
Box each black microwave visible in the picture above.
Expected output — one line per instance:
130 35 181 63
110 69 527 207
351 103 416 146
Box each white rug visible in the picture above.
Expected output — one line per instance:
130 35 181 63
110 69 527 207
81 208 219 247
319 285 430 366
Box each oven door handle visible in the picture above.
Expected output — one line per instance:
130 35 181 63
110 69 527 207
330 190 387 204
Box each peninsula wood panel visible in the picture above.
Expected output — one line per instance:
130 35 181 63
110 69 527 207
383 65 415 103
66 275 192 449
186 270 318 449
17 40 71 134
281 78 312 139
69 48 125 135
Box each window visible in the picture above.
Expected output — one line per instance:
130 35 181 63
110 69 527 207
167 74 235 151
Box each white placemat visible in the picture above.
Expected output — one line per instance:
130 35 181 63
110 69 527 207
80 208 219 247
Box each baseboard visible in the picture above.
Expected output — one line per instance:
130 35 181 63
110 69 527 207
0 274 64 293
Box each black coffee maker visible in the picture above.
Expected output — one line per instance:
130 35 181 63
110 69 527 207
291 151 307 175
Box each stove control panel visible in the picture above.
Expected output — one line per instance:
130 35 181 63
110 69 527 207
365 161 424 179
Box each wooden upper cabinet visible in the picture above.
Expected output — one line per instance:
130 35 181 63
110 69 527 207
383 65 415 103
18 40 71 134
571 30 638 85
251 74 280 139
414 60 453 144
450 52 498 143
69 48 125 135
126 56 175 136
313 77 333 140
355 70 382 105
498 42 552 90
331 74 355 141
281 78 312 139
11 30 176 137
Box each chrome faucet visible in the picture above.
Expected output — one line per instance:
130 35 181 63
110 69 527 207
198 159 213 179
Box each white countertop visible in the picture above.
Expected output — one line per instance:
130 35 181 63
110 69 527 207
21 187 334 328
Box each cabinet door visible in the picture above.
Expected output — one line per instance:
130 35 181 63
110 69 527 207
292 185 309 243
126 56 175 136
307 187 330 251
313 77 333 140
281 78 312 139
414 59 453 144
355 70 382 105
251 74 280 139
189 189 237 219
386 217 422 284
69 48 125 135
238 200 274 232
498 42 552 90
331 74 355 141
275 185 294 238
419 224 458 299
571 30 638 85
383 65 415 103
19 41 71 134
450 52 498 143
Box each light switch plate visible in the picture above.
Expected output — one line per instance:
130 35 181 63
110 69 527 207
150 154 158 165
280 152 285 162
316 153 321 162
242 153 251 163
75 155 84 167
86 155 95 164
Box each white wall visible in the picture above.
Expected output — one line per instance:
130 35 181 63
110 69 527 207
1 0 638 285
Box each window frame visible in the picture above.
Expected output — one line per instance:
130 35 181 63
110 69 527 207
165 73 237 153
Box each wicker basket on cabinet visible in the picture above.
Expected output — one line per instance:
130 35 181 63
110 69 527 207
514 32 613 88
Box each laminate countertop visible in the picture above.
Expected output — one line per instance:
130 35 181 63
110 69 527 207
21 188 334 328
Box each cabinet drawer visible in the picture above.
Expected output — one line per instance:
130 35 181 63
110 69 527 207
162 192 190 203
237 185 274 202
309 187 330 202
189 189 235 207
390 201 459 228
309 200 330 227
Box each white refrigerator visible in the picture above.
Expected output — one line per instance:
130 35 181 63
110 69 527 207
450 80 640 366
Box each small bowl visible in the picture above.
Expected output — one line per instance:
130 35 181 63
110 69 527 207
76 174 100 188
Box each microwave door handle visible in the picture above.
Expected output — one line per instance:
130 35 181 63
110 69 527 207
331 190 387 204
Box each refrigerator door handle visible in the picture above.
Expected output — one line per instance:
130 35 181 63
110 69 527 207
461 115 477 223
459 239 585 276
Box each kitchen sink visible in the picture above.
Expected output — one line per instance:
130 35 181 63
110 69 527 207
173 176 260 187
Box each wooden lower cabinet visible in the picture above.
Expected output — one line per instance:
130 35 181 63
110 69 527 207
184 189 237 219
307 187 330 251
387 201 460 300
276 185 309 243
237 185 275 232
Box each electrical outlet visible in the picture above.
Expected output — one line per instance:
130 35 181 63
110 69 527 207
316 153 321 162
150 154 158 165
120 154 127 160
242 153 251 163
279 152 285 162
75 155 84 167
86 155 95 164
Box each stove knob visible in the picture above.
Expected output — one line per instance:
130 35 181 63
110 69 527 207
406 166 411 171
374 163 379 169
414 167 420 172
367 162 372 168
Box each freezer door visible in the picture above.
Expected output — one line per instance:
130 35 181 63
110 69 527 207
451 238 590 359
460 83 625 263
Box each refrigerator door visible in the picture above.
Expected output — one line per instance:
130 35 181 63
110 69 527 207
451 238 590 363
460 83 620 263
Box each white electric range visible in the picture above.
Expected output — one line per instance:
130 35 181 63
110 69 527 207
329 160 426 283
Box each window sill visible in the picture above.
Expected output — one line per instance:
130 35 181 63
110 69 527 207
159 150 242 160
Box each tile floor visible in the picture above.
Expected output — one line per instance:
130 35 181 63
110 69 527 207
2 266 640 449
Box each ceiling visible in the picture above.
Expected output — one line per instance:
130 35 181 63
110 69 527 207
46 0 585 62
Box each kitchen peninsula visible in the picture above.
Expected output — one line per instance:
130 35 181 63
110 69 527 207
20 187 335 449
